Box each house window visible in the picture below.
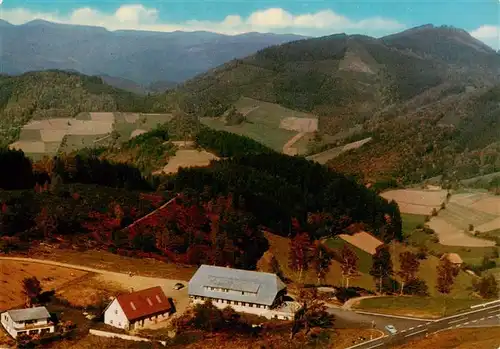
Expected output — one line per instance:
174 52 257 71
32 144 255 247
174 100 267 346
118 323 121 327
115 310 118 315
110 320 113 324
241 292 245 295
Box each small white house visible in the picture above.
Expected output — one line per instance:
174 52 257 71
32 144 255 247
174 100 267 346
188 265 301 320
104 286 173 330
1 306 54 338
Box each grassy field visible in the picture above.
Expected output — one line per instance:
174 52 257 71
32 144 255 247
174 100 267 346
200 97 317 153
325 237 373 274
27 246 197 280
201 116 297 152
354 296 482 318
393 327 500 349
401 213 427 237
0 260 88 311
59 134 113 153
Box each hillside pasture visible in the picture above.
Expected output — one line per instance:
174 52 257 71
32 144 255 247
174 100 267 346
380 189 447 215
200 97 317 153
59 134 112 153
306 137 372 165
0 261 88 311
427 217 495 247
154 149 219 175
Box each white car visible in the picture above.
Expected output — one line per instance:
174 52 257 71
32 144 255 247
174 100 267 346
385 324 397 335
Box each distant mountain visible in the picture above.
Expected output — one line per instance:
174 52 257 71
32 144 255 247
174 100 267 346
0 20 305 86
168 24 500 184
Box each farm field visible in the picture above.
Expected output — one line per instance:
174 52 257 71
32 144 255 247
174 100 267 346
354 296 483 319
9 112 173 158
306 137 372 165
401 213 427 236
427 217 495 247
200 97 317 153
154 149 219 175
0 260 88 311
393 327 500 349
380 189 447 216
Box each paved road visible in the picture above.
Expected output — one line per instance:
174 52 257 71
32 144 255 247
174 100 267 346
326 307 428 331
346 302 500 349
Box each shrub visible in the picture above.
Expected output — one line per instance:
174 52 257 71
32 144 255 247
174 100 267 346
403 278 429 296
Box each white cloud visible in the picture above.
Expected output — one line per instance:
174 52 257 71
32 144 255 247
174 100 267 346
0 4 405 36
470 25 500 50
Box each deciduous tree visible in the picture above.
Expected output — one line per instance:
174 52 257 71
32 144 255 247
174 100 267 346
312 242 334 284
397 251 420 295
289 232 312 282
22 276 42 307
340 245 358 288
370 245 393 293
436 257 460 295
473 274 499 299
34 207 58 239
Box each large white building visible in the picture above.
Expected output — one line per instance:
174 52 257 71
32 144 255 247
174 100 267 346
104 286 173 330
188 265 301 320
1 306 54 338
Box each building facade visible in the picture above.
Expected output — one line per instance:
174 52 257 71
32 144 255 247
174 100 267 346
104 286 173 330
1 307 54 338
188 265 301 320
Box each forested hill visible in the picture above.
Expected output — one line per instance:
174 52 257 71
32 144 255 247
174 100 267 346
0 70 169 147
166 25 500 185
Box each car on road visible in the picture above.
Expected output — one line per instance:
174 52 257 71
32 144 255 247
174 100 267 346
385 324 397 335
173 282 184 290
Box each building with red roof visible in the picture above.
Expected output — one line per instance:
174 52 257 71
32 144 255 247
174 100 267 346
104 286 173 330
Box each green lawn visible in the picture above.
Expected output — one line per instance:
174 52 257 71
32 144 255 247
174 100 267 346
325 237 373 274
401 213 427 237
355 296 483 318
59 134 112 154
200 117 296 152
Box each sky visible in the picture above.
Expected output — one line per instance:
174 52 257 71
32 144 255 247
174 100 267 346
1 0 499 49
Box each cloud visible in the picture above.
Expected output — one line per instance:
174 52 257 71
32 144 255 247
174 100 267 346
0 4 405 36
470 25 500 50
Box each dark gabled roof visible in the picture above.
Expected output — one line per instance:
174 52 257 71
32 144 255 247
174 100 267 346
115 286 172 322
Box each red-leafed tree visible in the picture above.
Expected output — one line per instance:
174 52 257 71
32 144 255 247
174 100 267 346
340 245 358 288
289 232 312 282
312 241 334 284
34 207 58 239
398 251 420 295
82 203 127 244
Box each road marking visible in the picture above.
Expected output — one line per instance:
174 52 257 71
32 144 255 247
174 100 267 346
408 327 414 330
404 329 427 338
455 324 461 328
401 329 407 333
480 317 485 321
448 318 466 324
417 324 423 327
488 309 500 314
487 316 494 319
365 343 384 349
472 320 478 323
365 344 384 349
464 322 470 325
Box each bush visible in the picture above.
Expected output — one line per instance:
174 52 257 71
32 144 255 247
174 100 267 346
335 287 361 303
403 278 429 296
473 274 499 299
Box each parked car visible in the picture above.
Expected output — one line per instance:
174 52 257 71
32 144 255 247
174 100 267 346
385 324 397 335
173 283 184 290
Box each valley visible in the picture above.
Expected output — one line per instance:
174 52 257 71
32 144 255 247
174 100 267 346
1 17 500 349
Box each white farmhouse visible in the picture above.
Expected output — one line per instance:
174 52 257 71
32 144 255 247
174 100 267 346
1 306 54 338
104 286 173 330
188 265 301 320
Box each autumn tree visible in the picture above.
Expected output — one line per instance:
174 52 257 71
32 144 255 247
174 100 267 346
473 274 499 299
370 245 393 293
436 257 460 295
340 245 358 288
289 232 312 282
34 207 58 239
291 288 335 338
22 276 42 307
312 242 334 284
397 251 420 295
